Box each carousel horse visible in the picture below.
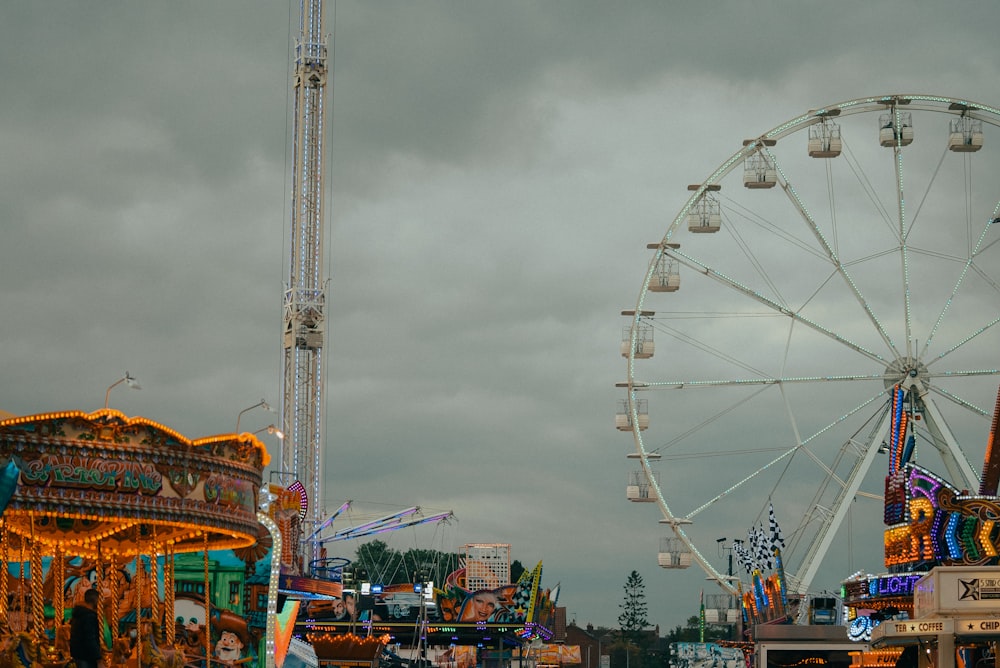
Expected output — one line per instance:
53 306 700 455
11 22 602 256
112 626 184 668
0 632 37 668
137 629 184 668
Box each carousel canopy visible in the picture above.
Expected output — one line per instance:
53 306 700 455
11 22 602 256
0 409 269 558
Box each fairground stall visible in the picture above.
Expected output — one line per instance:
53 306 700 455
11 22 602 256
0 408 275 668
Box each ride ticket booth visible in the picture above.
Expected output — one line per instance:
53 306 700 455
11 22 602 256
870 568 1000 668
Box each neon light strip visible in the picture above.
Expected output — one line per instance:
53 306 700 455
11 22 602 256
307 500 352 540
329 507 418 538
320 511 452 543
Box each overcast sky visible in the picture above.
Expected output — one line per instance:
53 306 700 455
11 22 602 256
2 1 1000 634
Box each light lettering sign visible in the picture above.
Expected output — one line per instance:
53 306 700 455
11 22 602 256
884 463 1000 569
867 574 922 598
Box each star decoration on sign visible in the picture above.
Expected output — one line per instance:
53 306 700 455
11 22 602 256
959 579 980 601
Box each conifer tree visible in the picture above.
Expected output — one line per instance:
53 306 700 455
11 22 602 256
618 570 650 645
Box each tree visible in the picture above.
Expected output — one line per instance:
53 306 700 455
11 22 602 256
351 540 461 587
511 559 526 583
618 570 650 646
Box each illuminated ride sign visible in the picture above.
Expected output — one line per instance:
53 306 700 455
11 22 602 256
844 574 923 603
884 463 1000 569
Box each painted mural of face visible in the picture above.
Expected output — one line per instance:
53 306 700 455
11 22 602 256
464 591 498 621
215 630 244 664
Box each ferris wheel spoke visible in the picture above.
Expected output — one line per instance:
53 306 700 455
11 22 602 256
780 388 890 521
925 316 1000 366
664 246 887 364
651 385 772 454
921 207 1000 358
970 259 1000 290
684 446 798 520
768 148 902 357
653 385 886 511
681 389 887 524
719 197 831 263
636 373 885 390
926 380 999 419
650 318 773 379
888 105 917 358
799 389 888 448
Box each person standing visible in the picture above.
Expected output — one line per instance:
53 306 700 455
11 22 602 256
70 588 104 668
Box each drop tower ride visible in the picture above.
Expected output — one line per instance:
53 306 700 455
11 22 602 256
281 0 328 574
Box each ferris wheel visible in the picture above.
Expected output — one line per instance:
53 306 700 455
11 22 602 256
619 94 1000 598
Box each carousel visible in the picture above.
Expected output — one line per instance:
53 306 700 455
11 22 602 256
0 405 271 668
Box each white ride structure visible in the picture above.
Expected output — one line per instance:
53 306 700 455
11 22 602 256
282 0 329 573
619 95 1000 599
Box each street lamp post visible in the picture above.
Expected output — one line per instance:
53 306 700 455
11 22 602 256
104 372 140 409
236 398 273 432
597 634 614 668
254 425 285 478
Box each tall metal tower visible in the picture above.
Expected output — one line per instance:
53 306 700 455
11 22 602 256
282 0 328 574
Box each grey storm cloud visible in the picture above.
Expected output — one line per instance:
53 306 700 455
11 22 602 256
2 0 1000 632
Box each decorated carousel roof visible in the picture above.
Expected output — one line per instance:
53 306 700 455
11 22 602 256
0 409 269 558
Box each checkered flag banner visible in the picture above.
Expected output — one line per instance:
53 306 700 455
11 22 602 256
747 526 760 571
733 539 754 574
768 502 785 552
755 523 773 570
743 525 765 572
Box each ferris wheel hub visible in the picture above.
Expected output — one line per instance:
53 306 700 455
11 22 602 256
883 357 929 391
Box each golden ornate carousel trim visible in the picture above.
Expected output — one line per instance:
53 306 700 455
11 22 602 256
0 409 270 467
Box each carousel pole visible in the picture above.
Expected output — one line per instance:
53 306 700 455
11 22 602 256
164 543 175 646
54 547 65 633
97 543 109 662
0 521 8 630
18 535 26 631
30 518 44 641
203 533 211 667
150 529 160 642
109 554 120 652
135 537 143 654
95 543 103 634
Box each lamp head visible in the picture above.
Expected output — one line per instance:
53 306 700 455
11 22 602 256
253 424 285 440
236 398 273 432
124 372 141 390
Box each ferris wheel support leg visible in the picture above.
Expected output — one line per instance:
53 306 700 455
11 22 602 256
794 408 893 595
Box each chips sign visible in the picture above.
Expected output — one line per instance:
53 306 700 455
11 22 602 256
956 619 1000 635
873 618 1000 645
